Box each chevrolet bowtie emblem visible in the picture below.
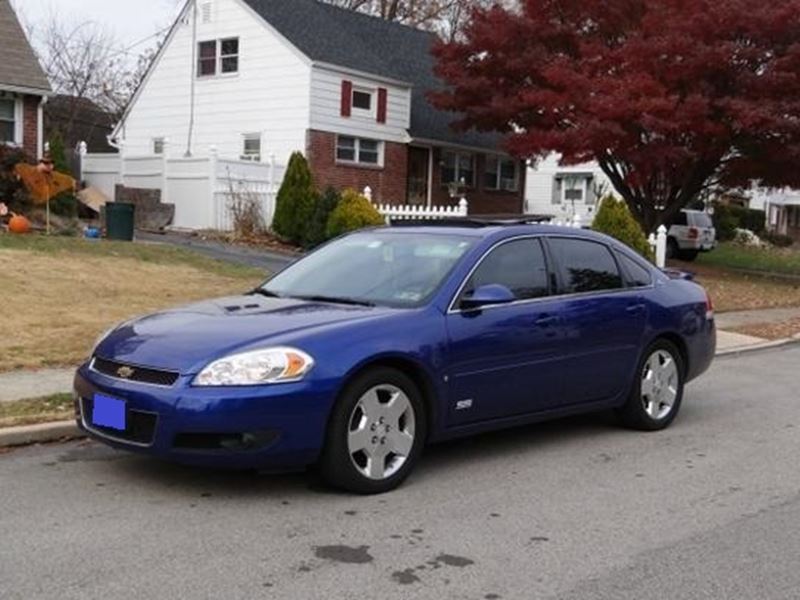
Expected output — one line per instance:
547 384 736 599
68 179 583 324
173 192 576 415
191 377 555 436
116 366 135 379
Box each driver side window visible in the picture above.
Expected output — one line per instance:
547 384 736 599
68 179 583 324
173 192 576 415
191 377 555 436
461 238 550 303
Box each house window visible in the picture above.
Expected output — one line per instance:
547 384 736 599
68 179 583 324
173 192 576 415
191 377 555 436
0 98 17 144
241 133 261 161
554 174 593 205
442 151 474 187
352 89 373 112
220 38 239 74
198 41 217 76
152 137 165 155
197 37 239 77
485 156 519 192
336 136 382 166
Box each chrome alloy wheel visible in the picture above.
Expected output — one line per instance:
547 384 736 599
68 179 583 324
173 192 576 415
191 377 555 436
640 349 679 420
347 384 416 480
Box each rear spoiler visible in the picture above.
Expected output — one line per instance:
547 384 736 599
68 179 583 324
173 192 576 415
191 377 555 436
661 268 695 281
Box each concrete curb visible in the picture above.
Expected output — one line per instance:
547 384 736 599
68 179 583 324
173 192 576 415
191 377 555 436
0 421 83 448
715 335 800 358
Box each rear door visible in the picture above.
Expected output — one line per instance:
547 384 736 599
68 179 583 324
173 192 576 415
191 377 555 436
546 237 647 405
445 237 567 425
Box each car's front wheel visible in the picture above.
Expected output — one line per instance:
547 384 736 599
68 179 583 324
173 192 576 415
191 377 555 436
319 367 427 494
617 339 685 431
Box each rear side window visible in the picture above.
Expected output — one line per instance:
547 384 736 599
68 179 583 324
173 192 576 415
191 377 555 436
549 238 623 293
462 238 550 302
617 252 653 287
690 212 713 228
671 211 689 226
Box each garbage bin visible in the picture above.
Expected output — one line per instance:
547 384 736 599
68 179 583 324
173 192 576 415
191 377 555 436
105 202 135 241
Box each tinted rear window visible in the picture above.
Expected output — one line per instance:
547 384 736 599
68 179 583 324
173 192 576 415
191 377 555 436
617 252 653 287
549 238 623 293
690 212 713 228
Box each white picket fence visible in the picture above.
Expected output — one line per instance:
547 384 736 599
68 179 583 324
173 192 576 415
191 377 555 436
79 141 285 231
366 187 469 223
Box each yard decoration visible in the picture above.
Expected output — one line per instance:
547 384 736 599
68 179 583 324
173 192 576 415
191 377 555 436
8 214 31 234
14 153 76 234
432 0 800 234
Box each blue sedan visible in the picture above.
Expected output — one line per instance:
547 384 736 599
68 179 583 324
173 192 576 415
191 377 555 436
74 223 716 493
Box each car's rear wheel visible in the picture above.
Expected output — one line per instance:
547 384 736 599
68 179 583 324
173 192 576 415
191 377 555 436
319 367 426 494
617 339 684 431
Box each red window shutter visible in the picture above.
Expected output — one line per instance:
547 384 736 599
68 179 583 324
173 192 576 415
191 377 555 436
341 80 353 117
377 88 388 124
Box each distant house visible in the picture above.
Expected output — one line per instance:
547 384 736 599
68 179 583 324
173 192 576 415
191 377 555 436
526 156 610 225
750 188 800 241
45 95 115 154
0 0 52 158
112 0 525 213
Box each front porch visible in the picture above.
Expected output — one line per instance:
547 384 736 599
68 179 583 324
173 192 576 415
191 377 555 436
405 143 525 215
768 199 800 241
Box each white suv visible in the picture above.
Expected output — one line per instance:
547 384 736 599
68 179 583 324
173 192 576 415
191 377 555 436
666 209 716 262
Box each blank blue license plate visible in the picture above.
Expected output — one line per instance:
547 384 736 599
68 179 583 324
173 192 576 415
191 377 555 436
92 394 127 431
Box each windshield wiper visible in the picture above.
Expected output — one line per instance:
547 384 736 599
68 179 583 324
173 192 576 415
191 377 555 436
295 295 376 307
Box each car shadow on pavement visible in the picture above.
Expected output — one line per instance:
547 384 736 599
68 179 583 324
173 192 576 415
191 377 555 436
64 399 709 499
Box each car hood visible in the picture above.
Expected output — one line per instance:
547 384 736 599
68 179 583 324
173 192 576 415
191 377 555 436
94 295 393 374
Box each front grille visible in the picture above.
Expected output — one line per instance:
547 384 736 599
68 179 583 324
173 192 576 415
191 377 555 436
81 397 158 445
91 357 179 387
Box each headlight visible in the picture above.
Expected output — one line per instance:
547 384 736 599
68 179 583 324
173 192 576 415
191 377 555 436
194 347 315 387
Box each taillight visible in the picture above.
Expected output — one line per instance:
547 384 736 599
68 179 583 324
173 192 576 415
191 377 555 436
688 227 699 240
705 291 714 320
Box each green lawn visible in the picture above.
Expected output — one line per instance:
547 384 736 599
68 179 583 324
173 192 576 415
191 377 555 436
696 242 800 276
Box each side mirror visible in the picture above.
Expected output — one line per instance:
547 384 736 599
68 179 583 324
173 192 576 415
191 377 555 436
460 284 516 311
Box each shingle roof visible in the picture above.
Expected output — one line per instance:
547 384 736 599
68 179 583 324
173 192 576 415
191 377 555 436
243 0 503 151
0 0 51 94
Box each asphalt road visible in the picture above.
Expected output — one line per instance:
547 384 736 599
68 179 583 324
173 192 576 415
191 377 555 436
2 346 800 600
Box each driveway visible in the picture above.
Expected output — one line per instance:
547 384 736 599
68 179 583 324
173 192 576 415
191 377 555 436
2 346 800 599
136 231 296 273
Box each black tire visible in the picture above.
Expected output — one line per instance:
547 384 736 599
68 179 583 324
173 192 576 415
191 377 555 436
319 367 427 494
666 237 679 260
678 249 699 262
616 339 685 431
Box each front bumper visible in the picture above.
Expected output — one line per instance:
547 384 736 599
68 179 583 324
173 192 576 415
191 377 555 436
73 363 338 470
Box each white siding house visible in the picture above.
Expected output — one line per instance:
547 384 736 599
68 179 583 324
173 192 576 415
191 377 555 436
525 155 611 224
309 65 411 146
117 0 312 163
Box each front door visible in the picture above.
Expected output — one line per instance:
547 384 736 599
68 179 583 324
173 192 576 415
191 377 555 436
407 147 429 205
445 238 567 426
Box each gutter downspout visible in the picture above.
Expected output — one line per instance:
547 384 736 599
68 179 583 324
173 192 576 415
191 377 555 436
185 0 197 157
37 96 48 159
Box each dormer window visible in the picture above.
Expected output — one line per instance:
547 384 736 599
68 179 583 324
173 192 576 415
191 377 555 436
352 89 373 112
197 37 239 77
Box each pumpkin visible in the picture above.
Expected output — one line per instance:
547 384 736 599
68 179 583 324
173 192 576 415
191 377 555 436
8 214 32 234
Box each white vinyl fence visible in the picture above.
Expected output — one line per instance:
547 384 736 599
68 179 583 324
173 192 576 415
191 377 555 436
80 141 285 231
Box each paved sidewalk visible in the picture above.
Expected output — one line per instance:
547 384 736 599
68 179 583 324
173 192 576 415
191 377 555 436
715 306 800 330
0 369 74 403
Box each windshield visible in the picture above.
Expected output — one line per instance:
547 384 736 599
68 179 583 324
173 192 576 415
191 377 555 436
261 231 476 308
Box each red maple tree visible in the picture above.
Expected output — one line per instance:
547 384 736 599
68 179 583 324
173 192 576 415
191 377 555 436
431 0 800 232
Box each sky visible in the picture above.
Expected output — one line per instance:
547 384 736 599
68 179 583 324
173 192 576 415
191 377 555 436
10 0 184 62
